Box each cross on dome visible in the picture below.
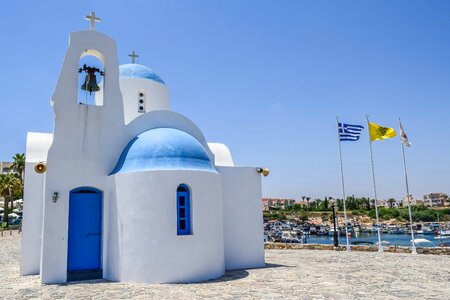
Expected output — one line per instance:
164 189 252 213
128 51 139 64
85 12 101 30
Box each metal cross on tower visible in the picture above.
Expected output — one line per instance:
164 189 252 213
128 51 139 64
85 12 101 30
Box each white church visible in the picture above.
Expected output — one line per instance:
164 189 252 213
20 13 266 284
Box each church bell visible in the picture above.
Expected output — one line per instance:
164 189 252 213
81 74 100 94
78 64 104 95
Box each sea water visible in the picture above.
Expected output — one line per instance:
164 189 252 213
306 232 446 247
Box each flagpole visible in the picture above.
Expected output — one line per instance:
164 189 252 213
398 117 417 254
366 115 383 253
336 117 350 251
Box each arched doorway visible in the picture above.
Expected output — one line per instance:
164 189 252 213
67 187 103 281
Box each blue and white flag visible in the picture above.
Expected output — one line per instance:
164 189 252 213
338 123 364 141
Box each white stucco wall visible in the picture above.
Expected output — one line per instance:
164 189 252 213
40 30 125 284
208 143 234 167
218 166 265 270
106 170 224 284
32 28 263 285
20 132 53 276
119 78 170 124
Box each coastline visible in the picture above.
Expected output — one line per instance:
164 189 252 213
265 242 450 255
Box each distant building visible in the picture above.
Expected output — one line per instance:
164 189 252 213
401 195 423 206
377 199 401 208
376 199 388 208
262 198 296 210
423 193 449 207
0 162 13 174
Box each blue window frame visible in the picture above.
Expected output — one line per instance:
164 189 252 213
177 184 191 235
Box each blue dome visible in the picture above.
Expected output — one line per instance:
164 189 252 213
119 64 165 85
111 128 216 174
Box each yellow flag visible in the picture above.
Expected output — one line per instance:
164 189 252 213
368 122 397 142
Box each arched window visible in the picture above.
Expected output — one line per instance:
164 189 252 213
77 50 105 106
177 184 191 235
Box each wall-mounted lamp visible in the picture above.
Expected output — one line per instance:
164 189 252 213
34 162 47 174
256 167 270 177
52 192 59 203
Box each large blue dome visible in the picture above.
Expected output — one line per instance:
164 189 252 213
111 128 216 174
119 64 165 85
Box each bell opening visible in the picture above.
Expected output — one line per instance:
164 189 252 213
77 52 104 106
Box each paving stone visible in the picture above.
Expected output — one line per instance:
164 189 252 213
1 234 449 299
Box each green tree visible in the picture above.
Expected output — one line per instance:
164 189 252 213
336 199 344 211
322 197 329 211
292 203 302 211
311 199 322 211
0 174 22 227
365 198 371 210
346 196 357 210
11 153 25 184
306 197 311 210
11 153 25 212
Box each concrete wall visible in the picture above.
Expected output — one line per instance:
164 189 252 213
20 133 53 275
265 243 450 255
219 166 265 270
106 170 224 283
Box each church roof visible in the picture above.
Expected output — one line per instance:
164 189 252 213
119 64 165 85
111 128 216 174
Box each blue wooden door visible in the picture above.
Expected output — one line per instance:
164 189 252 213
68 189 102 272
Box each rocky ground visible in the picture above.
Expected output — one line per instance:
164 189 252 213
1 232 449 299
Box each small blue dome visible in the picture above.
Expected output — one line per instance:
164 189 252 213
111 128 216 174
119 64 165 85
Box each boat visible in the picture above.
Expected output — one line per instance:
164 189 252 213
439 230 450 236
387 225 405 234
280 230 304 243
422 225 439 235
328 228 338 236
316 227 329 235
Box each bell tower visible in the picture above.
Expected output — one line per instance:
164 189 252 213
50 12 125 157
40 14 127 283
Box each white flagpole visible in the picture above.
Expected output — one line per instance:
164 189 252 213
398 118 417 254
366 115 383 253
336 117 350 251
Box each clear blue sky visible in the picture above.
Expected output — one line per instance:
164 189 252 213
1 1 449 200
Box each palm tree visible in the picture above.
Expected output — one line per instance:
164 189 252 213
11 154 25 212
12 153 25 184
0 174 22 227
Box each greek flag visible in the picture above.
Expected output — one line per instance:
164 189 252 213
338 123 364 141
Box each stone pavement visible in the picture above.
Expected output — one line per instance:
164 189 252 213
1 233 449 299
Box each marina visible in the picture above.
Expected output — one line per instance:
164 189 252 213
265 220 450 248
